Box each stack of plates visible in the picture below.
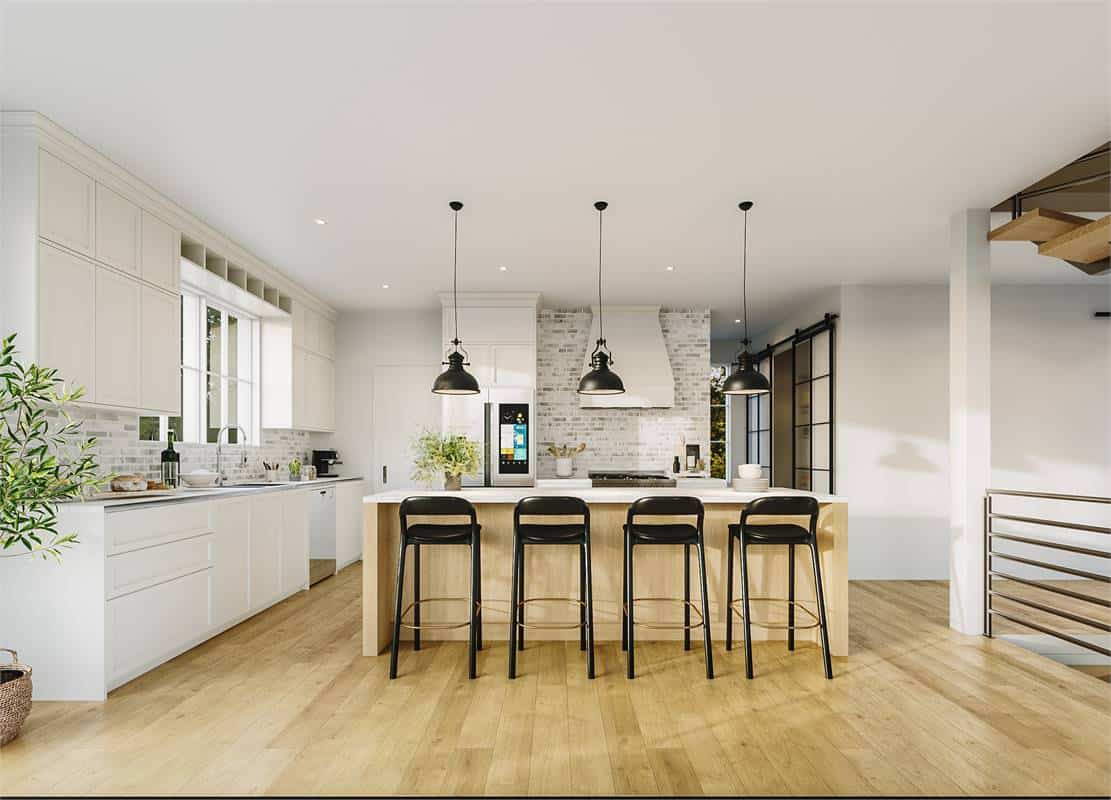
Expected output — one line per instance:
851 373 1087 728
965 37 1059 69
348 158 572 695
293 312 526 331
732 477 770 492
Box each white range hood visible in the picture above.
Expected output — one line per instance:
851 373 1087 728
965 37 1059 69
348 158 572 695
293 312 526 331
579 305 674 408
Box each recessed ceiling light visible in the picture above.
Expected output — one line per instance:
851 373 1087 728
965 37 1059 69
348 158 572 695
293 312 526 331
313 218 327 225
499 266 508 272
734 319 741 323
381 283 390 289
666 265 675 271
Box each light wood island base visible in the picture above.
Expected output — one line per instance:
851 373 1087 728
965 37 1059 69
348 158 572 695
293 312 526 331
362 492 848 659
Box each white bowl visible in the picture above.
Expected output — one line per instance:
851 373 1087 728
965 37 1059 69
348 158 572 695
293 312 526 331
737 463 762 480
181 470 220 488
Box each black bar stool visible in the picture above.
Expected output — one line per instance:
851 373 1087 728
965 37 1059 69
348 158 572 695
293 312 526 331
389 496 482 680
622 496 713 679
726 495 832 679
508 496 595 679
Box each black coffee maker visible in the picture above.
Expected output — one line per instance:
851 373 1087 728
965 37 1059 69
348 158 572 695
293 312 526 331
312 449 342 478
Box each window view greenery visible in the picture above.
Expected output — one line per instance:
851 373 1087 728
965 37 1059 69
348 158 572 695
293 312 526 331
710 365 727 479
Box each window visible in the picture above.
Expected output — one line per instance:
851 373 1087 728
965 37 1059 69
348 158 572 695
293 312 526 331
710 365 727 479
140 289 259 444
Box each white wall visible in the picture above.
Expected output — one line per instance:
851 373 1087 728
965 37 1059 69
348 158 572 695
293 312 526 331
311 308 441 486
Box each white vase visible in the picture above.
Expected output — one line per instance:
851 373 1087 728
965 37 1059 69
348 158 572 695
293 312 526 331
738 463 762 480
555 458 574 478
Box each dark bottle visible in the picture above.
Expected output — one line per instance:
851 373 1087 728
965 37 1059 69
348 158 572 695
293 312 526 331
161 430 180 488
672 456 681 474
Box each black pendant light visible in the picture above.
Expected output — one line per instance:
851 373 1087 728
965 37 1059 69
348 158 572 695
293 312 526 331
577 201 626 395
723 201 771 396
432 201 481 395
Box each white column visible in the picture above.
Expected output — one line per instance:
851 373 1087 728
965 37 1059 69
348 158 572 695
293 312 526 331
949 209 991 634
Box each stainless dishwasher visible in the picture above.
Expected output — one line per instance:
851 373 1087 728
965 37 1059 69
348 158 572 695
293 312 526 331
309 484 336 586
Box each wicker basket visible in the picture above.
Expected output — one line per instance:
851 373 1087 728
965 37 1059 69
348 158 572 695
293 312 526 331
0 648 32 747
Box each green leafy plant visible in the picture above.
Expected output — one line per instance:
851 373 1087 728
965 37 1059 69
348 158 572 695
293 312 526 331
288 458 302 477
0 334 104 560
411 430 481 483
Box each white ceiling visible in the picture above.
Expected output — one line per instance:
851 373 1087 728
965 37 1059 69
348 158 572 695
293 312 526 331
3 2 1108 339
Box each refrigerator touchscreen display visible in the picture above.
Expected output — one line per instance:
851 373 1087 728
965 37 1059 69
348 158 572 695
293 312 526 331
498 403 529 474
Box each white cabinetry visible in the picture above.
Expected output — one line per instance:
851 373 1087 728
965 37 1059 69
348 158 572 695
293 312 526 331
280 489 310 594
140 286 181 413
95 183 141 275
37 241 95 397
261 301 336 432
211 498 250 629
335 480 366 569
249 495 283 611
94 266 141 408
38 148 94 256
140 210 179 291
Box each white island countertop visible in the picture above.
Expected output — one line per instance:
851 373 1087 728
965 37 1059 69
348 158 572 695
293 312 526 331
363 485 846 505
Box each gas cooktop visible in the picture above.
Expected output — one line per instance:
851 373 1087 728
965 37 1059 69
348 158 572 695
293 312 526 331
588 470 677 488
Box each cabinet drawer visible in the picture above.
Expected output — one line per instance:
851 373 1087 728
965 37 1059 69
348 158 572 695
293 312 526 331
106 533 213 599
107 568 211 685
107 502 211 554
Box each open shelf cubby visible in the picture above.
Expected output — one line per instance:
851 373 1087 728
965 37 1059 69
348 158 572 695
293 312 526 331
181 236 205 267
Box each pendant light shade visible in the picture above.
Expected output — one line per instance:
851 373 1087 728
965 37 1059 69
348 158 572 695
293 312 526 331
577 201 625 395
724 200 770 396
432 201 481 395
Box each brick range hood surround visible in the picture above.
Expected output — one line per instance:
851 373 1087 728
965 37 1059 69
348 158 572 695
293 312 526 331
537 308 710 479
579 305 674 408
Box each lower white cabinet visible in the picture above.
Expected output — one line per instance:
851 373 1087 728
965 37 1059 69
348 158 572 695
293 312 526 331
249 495 284 611
280 489 310 595
335 480 365 568
212 498 250 629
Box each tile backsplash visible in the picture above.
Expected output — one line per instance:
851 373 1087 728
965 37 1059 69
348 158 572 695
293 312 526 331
57 409 313 483
536 308 710 478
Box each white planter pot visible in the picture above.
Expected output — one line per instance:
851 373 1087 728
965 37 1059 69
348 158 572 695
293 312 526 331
555 458 574 478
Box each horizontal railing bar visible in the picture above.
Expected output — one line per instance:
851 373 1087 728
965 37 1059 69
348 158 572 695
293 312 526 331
988 609 1111 657
987 489 1111 504
989 589 1111 632
989 531 1111 558
989 552 1110 582
989 570 1111 608
989 512 1111 535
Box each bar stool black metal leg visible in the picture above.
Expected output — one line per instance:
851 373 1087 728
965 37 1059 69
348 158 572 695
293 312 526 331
739 538 754 679
389 540 407 679
696 537 714 679
412 543 421 651
517 544 525 650
584 538 596 679
626 535 635 679
621 535 628 652
683 543 691 652
474 534 483 650
787 542 795 652
809 540 833 679
579 543 587 651
468 537 478 680
508 538 521 679
726 529 735 651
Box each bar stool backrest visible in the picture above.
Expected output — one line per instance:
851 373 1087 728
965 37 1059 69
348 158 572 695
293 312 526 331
515 495 589 525
740 495 819 532
626 495 704 529
399 495 477 531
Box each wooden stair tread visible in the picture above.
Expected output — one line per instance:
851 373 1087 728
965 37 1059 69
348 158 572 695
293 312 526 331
1038 214 1110 264
988 207 1091 242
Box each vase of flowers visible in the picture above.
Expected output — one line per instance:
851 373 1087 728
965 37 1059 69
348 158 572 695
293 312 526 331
547 442 586 478
411 430 481 491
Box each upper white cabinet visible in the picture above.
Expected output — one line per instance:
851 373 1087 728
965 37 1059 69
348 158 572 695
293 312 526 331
262 300 336 432
95 183 141 275
38 148 95 256
37 242 95 398
140 286 181 414
95 266 141 408
319 316 336 359
292 301 335 359
140 210 179 291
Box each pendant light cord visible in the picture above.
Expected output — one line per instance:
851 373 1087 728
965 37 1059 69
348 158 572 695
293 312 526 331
452 205 460 345
742 206 749 346
597 207 604 343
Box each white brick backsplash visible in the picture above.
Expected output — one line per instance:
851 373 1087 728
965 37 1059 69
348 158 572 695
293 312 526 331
536 308 710 478
52 408 313 483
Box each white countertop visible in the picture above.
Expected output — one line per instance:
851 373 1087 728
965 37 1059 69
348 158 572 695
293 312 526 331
363 485 846 505
67 476 365 510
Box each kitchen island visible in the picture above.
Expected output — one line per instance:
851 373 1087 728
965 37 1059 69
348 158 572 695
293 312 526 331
362 487 848 658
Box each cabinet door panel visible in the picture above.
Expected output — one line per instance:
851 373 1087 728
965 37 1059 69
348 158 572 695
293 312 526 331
212 498 250 628
304 309 320 354
140 286 181 413
335 480 365 568
140 210 179 291
38 149 94 255
95 184 141 275
318 316 336 358
37 242 95 398
95 267 141 407
292 347 309 428
292 303 307 349
281 490 310 594
492 344 535 387
249 496 282 610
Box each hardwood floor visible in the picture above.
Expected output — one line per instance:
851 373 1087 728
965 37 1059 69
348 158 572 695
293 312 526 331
2 566 1109 797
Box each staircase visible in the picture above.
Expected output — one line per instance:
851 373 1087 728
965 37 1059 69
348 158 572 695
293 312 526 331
989 208 1110 276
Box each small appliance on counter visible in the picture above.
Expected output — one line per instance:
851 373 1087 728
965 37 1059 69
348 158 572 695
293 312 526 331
312 449 342 478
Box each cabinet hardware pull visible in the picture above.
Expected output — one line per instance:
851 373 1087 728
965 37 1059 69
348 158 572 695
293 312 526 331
382 465 388 483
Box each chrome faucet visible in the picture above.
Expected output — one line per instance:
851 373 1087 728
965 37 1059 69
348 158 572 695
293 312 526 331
215 425 248 486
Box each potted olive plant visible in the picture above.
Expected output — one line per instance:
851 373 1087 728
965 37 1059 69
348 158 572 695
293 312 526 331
411 430 481 491
0 334 103 745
